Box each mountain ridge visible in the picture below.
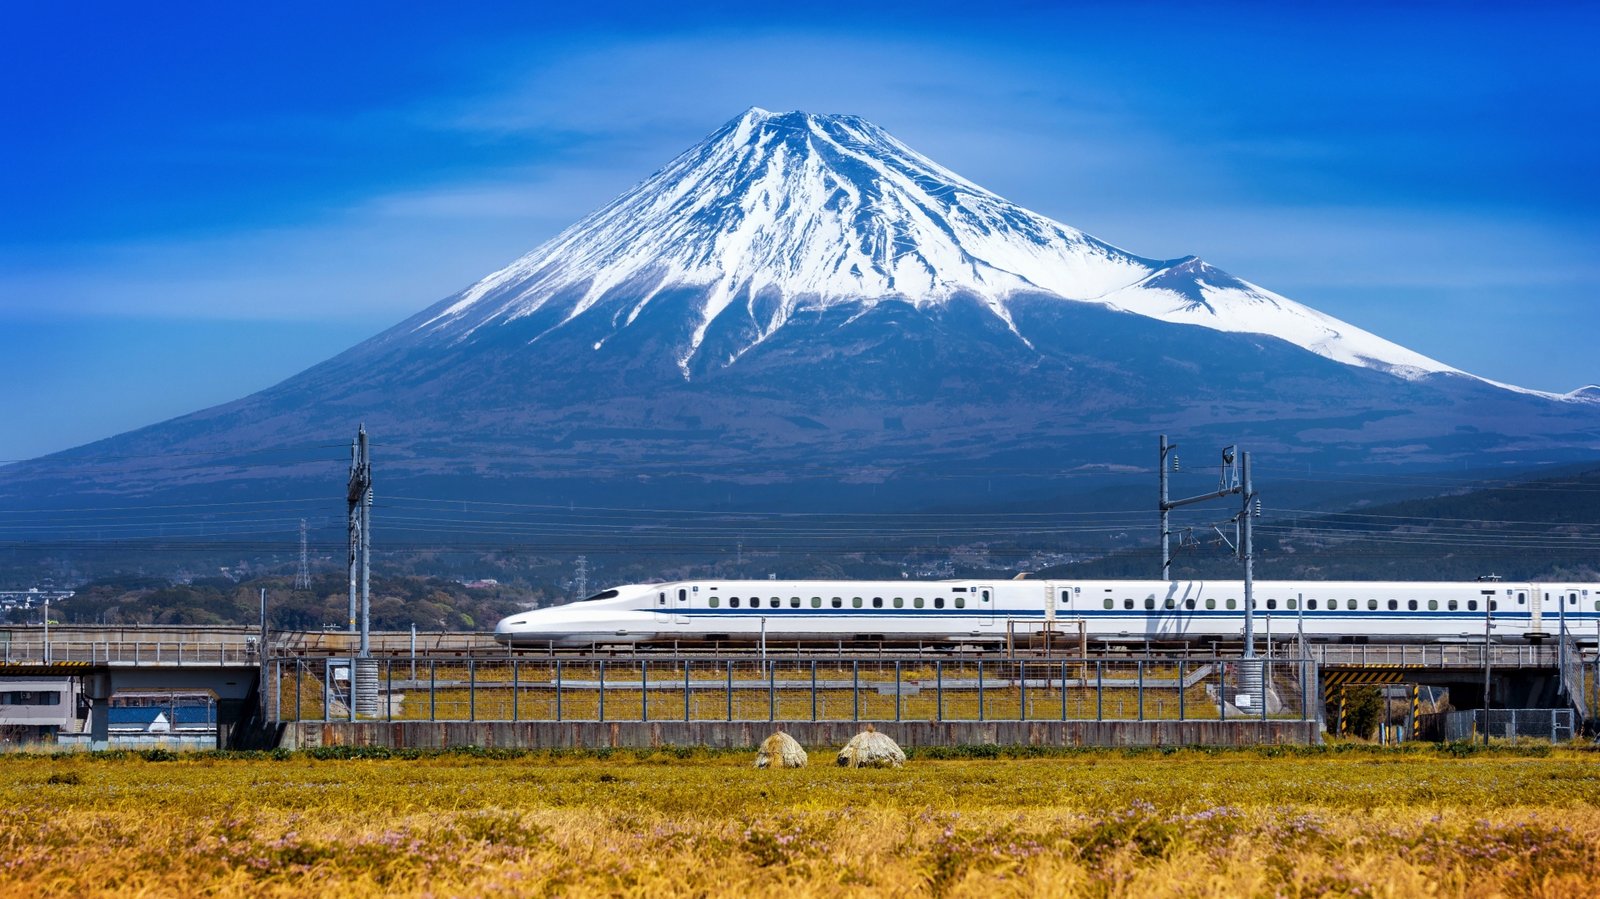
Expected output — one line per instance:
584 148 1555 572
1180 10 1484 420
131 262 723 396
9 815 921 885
3 108 1597 520
404 108 1502 388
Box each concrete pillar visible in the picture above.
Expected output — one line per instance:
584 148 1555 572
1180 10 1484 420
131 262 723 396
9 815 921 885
83 673 112 751
216 698 246 750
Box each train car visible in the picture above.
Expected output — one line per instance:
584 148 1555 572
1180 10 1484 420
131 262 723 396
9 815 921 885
493 578 1600 647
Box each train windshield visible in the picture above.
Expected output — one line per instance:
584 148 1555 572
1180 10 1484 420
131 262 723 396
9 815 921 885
583 589 620 601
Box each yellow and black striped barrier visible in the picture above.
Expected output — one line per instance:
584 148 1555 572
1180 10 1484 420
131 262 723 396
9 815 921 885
0 660 93 675
1324 669 1405 688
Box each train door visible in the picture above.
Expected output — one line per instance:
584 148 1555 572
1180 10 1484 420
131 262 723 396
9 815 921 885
654 590 671 624
675 587 691 625
977 585 995 626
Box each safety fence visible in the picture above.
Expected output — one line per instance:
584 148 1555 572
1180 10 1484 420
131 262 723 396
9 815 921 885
1422 709 1579 744
0 638 259 666
266 656 1321 724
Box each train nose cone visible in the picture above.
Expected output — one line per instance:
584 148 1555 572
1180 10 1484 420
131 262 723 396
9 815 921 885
493 615 522 642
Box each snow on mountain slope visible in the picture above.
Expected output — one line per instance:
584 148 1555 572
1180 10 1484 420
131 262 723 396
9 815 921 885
1097 256 1462 380
411 107 1512 390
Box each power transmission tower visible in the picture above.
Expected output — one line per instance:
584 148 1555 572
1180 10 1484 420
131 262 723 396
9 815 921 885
346 426 373 658
295 519 311 590
574 555 588 601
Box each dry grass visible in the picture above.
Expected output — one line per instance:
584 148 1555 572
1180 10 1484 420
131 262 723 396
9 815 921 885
6 747 1597 897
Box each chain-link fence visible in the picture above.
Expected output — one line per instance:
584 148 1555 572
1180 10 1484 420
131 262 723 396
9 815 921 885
268 656 1320 724
1429 709 1578 744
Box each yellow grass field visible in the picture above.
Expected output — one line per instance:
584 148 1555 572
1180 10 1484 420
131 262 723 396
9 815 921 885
3 745 1598 897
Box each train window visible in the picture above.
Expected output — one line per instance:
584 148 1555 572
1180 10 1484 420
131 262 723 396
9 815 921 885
914 598 925 608
1223 599 1234 610
811 597 822 608
955 597 966 609
981 590 991 602
852 597 863 608
1408 600 1417 611
1428 600 1437 611
872 597 883 608
1144 598 1155 610
1308 600 1317 610
1386 600 1397 611
1448 600 1458 611
731 597 740 608
831 597 842 609
1287 599 1298 610
1124 599 1134 610
678 589 687 602
658 593 666 606
1595 600 1600 611
1367 600 1378 610
1061 591 1071 605
770 597 780 609
1266 599 1276 610
1206 599 1216 610
1570 593 1578 605
790 597 801 608
1164 598 1175 610
1467 599 1478 611
1518 592 1527 604
1490 600 1498 611
1104 598 1114 610
893 597 904 608
1185 599 1195 610
934 597 945 609
709 597 720 608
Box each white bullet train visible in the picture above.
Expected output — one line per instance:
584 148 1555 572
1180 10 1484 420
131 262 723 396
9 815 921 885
494 578 1600 647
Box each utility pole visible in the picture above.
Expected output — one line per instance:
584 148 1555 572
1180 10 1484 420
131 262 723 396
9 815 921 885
574 555 588 601
1159 439 1257 649
1159 435 1175 579
1482 597 1494 746
346 425 373 658
1159 437 1261 703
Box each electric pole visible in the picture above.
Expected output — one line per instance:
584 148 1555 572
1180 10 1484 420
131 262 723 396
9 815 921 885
1158 437 1262 704
346 426 373 658
574 555 588 601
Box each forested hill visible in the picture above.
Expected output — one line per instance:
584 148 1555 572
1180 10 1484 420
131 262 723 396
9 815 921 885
1049 466 1600 582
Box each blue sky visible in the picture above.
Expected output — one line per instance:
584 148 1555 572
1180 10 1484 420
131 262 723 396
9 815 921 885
3 1 1597 462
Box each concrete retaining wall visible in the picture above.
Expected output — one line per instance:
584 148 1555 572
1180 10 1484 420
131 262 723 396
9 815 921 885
284 719 1321 750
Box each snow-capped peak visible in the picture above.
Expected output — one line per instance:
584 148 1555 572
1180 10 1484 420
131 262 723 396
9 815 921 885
411 108 1497 387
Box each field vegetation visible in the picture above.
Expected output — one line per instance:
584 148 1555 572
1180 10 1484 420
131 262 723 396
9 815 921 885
2 744 1597 896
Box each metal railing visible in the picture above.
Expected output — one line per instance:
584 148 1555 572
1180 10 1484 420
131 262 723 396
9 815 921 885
0 639 259 666
1308 644 1563 669
267 655 1320 725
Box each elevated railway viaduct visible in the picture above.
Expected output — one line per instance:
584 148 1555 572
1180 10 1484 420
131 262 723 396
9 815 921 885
1 626 1592 749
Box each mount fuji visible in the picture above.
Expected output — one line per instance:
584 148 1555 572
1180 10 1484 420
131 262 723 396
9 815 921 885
5 108 1597 513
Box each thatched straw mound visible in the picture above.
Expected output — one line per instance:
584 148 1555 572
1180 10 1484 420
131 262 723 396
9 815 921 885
754 731 808 769
836 725 905 768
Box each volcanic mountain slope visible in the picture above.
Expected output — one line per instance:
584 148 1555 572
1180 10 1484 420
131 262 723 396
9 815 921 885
5 108 1597 509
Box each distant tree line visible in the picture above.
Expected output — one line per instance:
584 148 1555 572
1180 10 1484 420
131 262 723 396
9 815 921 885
40 574 543 631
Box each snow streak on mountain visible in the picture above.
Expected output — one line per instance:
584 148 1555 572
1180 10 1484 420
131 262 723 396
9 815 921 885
412 107 1470 384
